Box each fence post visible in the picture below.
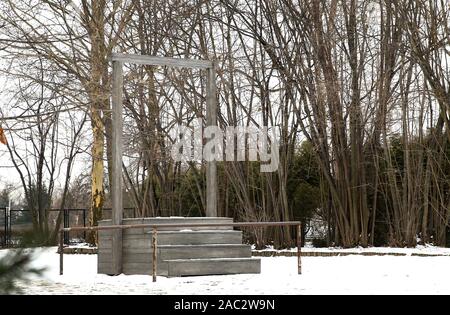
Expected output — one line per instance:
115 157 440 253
59 229 64 275
83 209 87 241
6 209 10 248
63 210 69 244
1 208 6 248
152 228 158 282
297 223 302 275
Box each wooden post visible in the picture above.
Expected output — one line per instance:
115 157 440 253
59 230 64 276
205 62 218 217
111 61 124 275
297 223 302 275
152 228 158 282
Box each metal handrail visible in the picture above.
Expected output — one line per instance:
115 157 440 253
59 221 302 282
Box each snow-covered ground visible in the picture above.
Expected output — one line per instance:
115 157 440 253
2 247 450 295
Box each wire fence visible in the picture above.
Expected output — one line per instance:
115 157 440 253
0 207 137 248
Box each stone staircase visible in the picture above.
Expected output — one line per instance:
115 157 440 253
98 217 261 277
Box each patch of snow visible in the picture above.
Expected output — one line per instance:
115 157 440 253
67 243 96 249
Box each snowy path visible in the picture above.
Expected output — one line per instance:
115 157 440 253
2 247 450 295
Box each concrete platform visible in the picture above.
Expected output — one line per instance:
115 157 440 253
97 217 261 277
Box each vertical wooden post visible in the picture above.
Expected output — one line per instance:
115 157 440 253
206 62 218 217
297 223 302 275
63 209 69 244
83 209 86 241
111 61 124 275
59 229 64 276
152 228 158 282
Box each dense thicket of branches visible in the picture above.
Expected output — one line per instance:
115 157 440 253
0 0 449 247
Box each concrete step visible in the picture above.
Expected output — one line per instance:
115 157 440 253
158 230 243 245
167 257 261 277
123 262 170 276
158 244 252 260
99 217 234 235
99 230 243 248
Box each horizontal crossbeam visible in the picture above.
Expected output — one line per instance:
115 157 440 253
111 53 213 69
